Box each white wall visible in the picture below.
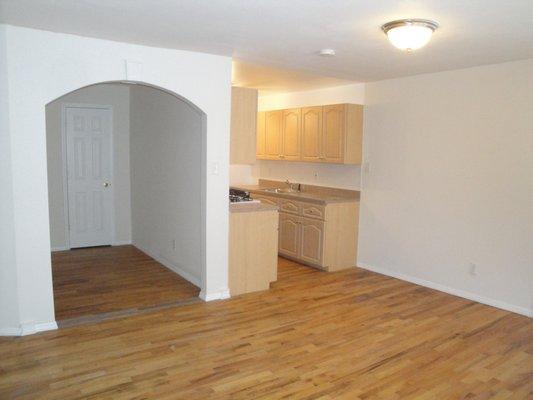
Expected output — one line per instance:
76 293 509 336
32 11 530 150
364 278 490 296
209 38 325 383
130 85 203 285
253 161 363 190
46 83 132 250
231 83 365 190
0 25 21 335
360 59 533 316
258 83 365 111
0 24 231 335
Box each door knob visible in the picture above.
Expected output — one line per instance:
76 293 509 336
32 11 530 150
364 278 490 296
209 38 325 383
103 182 111 187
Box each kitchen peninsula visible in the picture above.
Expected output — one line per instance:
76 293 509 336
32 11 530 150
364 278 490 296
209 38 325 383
232 179 360 272
228 200 279 296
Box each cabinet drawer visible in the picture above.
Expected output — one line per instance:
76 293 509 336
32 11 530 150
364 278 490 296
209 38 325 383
279 199 301 215
252 194 278 206
278 213 300 259
302 204 325 220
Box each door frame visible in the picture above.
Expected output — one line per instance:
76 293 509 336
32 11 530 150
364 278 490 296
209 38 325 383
61 103 115 250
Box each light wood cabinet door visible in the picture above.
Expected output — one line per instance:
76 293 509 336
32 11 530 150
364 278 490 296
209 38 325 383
279 213 300 259
281 108 301 161
230 86 258 164
256 111 266 159
300 217 324 266
301 106 322 162
265 110 282 160
323 104 345 163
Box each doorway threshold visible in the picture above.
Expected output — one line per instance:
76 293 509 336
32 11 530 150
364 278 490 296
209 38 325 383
57 297 202 329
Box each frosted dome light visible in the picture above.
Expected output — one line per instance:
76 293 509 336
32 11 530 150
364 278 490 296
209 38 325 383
382 19 439 52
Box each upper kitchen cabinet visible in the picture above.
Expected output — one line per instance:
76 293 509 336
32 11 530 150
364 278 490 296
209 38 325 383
256 111 266 158
259 108 301 161
334 103 363 165
230 86 258 164
264 110 283 160
322 104 345 163
256 103 363 164
313 104 363 164
301 106 322 162
281 108 301 161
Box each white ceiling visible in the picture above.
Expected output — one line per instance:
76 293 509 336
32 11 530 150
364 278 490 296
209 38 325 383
1 0 532 88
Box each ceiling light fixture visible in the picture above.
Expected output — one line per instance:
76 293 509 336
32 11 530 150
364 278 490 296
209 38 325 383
318 48 336 57
381 19 438 52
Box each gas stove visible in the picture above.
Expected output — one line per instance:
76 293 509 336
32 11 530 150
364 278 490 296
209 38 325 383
229 188 260 203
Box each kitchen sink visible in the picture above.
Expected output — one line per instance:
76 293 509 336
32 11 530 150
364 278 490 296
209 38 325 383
262 188 299 194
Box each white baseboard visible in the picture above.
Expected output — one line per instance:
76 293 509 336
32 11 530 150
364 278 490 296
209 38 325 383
51 241 131 252
112 240 132 246
51 246 69 252
357 262 532 318
199 288 231 302
0 327 22 336
0 321 58 337
133 243 201 288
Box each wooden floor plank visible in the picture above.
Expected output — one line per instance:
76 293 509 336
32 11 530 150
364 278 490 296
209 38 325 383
1 257 531 399
51 245 200 320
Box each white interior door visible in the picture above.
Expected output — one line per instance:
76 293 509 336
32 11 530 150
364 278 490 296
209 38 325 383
65 106 113 248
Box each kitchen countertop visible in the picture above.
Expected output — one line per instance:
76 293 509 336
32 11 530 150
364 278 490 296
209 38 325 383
229 202 279 213
231 182 359 205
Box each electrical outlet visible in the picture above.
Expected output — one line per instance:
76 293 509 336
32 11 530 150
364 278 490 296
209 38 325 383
171 239 176 251
468 262 477 276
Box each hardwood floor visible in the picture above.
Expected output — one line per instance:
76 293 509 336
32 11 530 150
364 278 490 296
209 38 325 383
1 257 531 399
52 245 200 321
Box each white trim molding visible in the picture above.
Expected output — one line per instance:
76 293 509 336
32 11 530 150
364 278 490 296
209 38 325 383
51 246 69 252
112 240 132 246
52 241 131 252
0 321 58 337
0 327 22 336
358 262 532 318
199 288 231 302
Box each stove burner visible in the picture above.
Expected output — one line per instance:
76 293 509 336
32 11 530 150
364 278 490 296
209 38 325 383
230 194 254 203
229 188 254 203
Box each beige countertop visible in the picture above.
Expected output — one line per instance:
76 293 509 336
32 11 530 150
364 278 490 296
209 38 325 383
229 202 279 213
231 180 360 205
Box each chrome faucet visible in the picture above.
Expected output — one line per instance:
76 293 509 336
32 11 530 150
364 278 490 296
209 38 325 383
285 179 301 192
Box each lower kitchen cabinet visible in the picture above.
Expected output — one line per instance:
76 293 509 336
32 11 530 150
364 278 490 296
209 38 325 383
279 213 300 259
279 214 325 268
229 206 278 296
300 218 324 266
255 193 359 271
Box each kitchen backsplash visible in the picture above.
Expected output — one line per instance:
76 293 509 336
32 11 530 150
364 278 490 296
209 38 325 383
230 161 362 190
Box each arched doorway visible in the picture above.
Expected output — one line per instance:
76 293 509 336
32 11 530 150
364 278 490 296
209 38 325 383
45 81 207 323
1 29 232 336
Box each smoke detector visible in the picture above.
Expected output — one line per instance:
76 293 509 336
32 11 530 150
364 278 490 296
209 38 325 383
318 48 336 57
